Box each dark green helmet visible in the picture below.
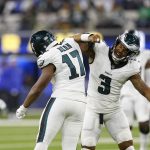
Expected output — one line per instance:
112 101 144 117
30 30 57 57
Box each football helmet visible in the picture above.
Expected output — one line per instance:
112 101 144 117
30 30 58 57
112 31 140 64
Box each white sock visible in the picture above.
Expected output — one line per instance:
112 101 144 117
125 146 135 150
140 133 148 150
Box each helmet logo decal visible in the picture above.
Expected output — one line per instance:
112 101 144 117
124 34 139 46
38 60 44 67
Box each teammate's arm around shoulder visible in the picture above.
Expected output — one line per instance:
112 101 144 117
129 73 150 102
16 64 55 119
71 33 101 43
70 33 101 55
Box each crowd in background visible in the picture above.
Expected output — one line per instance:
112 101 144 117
0 0 150 32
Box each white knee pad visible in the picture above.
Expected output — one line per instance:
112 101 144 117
81 130 98 147
81 137 97 147
116 128 133 144
82 148 92 150
34 142 48 150
125 146 135 150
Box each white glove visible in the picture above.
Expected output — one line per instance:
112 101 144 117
16 105 28 119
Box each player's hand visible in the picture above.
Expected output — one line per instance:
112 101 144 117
89 34 101 43
16 105 28 119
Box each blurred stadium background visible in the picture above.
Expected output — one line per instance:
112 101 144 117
0 0 150 149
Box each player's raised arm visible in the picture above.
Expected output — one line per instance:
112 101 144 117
129 73 150 102
71 33 101 43
70 33 101 63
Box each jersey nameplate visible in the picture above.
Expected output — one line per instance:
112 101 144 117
57 43 72 52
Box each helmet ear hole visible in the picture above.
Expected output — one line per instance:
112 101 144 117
30 30 56 57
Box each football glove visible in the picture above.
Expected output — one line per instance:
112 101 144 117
16 105 28 119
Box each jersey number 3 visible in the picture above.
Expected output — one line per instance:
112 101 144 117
62 50 85 80
98 74 111 95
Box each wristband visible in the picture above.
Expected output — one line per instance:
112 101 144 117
20 105 28 111
81 34 91 41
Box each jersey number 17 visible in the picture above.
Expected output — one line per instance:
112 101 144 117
62 50 85 80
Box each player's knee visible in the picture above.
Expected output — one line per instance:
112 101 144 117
81 137 97 147
116 128 133 144
34 142 48 150
139 122 150 134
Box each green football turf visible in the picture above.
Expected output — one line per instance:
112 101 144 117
0 124 149 150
